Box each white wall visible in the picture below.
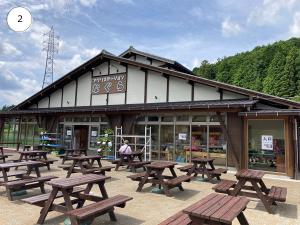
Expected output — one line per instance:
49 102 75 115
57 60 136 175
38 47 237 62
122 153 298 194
135 55 150 65
77 72 91 106
147 71 167 103
127 66 145 104
109 93 125 105
169 77 191 102
151 60 165 67
110 60 126 74
223 91 247 100
50 89 62 108
194 84 220 101
93 62 108 76
62 81 76 107
91 94 107 106
38 97 49 108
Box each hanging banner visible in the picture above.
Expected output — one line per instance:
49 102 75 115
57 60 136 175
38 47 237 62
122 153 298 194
261 135 273 150
91 73 127 94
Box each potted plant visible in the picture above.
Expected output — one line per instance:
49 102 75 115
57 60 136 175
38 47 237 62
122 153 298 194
96 128 113 158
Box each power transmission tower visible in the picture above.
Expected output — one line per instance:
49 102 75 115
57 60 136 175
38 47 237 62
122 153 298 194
42 26 59 89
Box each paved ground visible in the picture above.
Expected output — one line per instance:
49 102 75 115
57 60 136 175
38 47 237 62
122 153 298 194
0 153 299 225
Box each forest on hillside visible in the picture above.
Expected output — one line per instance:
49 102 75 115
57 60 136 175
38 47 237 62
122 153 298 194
193 38 300 101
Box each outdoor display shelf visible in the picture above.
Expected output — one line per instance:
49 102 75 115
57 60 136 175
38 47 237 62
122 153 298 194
39 132 63 154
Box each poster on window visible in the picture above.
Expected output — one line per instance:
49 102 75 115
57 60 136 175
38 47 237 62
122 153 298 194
261 135 273 150
178 133 187 140
91 131 98 137
66 130 72 136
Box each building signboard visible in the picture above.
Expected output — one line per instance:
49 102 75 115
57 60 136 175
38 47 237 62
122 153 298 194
91 73 127 94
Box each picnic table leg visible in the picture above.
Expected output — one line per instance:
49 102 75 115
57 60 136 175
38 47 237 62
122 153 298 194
2 169 13 200
67 160 77 178
237 211 249 225
137 169 150 192
156 170 172 197
170 166 184 191
98 181 117 221
251 180 274 214
37 187 59 224
61 189 80 225
230 179 246 196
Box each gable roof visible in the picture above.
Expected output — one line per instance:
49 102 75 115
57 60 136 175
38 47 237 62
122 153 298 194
119 46 193 74
12 49 300 110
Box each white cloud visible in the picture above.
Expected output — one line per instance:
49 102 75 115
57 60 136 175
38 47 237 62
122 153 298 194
248 0 296 26
290 12 300 36
0 41 22 56
30 3 49 12
112 0 134 4
82 48 100 58
221 17 241 37
79 0 97 7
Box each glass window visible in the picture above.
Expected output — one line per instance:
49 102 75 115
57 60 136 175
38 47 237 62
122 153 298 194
74 117 90 122
209 125 226 166
190 125 208 160
136 116 145 122
91 117 100 122
65 117 73 122
148 116 159 122
161 116 173 122
248 120 285 173
176 115 189 122
175 125 190 162
90 126 99 148
160 125 174 161
192 115 207 122
101 116 109 123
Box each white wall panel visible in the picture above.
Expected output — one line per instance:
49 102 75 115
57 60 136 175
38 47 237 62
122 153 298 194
194 84 220 101
62 81 76 107
169 77 191 102
223 91 247 100
110 60 126 74
147 71 167 103
135 55 150 65
151 60 165 67
77 72 91 106
38 97 49 108
91 94 107 106
127 66 145 104
93 62 108 76
109 93 125 105
49 89 62 108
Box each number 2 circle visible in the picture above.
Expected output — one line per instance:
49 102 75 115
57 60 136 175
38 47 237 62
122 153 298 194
7 7 32 32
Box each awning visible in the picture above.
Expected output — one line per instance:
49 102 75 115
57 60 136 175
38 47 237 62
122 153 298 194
0 99 257 117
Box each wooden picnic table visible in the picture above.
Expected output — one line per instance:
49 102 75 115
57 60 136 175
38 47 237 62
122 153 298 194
213 169 287 214
33 174 114 224
0 146 11 163
187 157 218 181
114 150 150 172
59 149 87 164
0 161 56 200
182 193 249 225
64 155 113 178
16 150 56 170
130 161 191 197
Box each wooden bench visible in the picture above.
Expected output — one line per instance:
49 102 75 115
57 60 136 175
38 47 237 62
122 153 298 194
0 170 27 179
39 159 58 170
268 186 287 202
165 175 191 187
129 161 151 172
3 175 57 201
158 211 191 225
22 187 85 207
212 179 236 194
127 171 156 181
207 168 227 180
66 195 133 225
178 164 193 173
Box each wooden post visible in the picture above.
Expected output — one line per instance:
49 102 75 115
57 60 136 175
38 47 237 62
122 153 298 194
216 112 240 170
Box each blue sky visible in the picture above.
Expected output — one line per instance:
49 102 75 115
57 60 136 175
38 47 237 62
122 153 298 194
1 0 300 107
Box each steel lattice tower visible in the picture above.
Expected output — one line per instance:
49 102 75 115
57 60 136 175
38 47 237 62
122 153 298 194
42 26 59 89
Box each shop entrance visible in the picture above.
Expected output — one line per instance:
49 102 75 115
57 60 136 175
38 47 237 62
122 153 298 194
73 125 89 150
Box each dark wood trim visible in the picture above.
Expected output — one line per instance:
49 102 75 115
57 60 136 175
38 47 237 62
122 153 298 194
61 88 64 107
90 70 93 106
149 58 153 65
74 78 78 106
48 96 50 108
144 70 148 103
166 75 169 102
220 88 223 100
189 81 194 101
107 60 110 105
217 112 240 170
125 64 128 104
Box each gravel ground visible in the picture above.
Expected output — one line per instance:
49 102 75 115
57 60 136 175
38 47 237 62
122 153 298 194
0 153 299 225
